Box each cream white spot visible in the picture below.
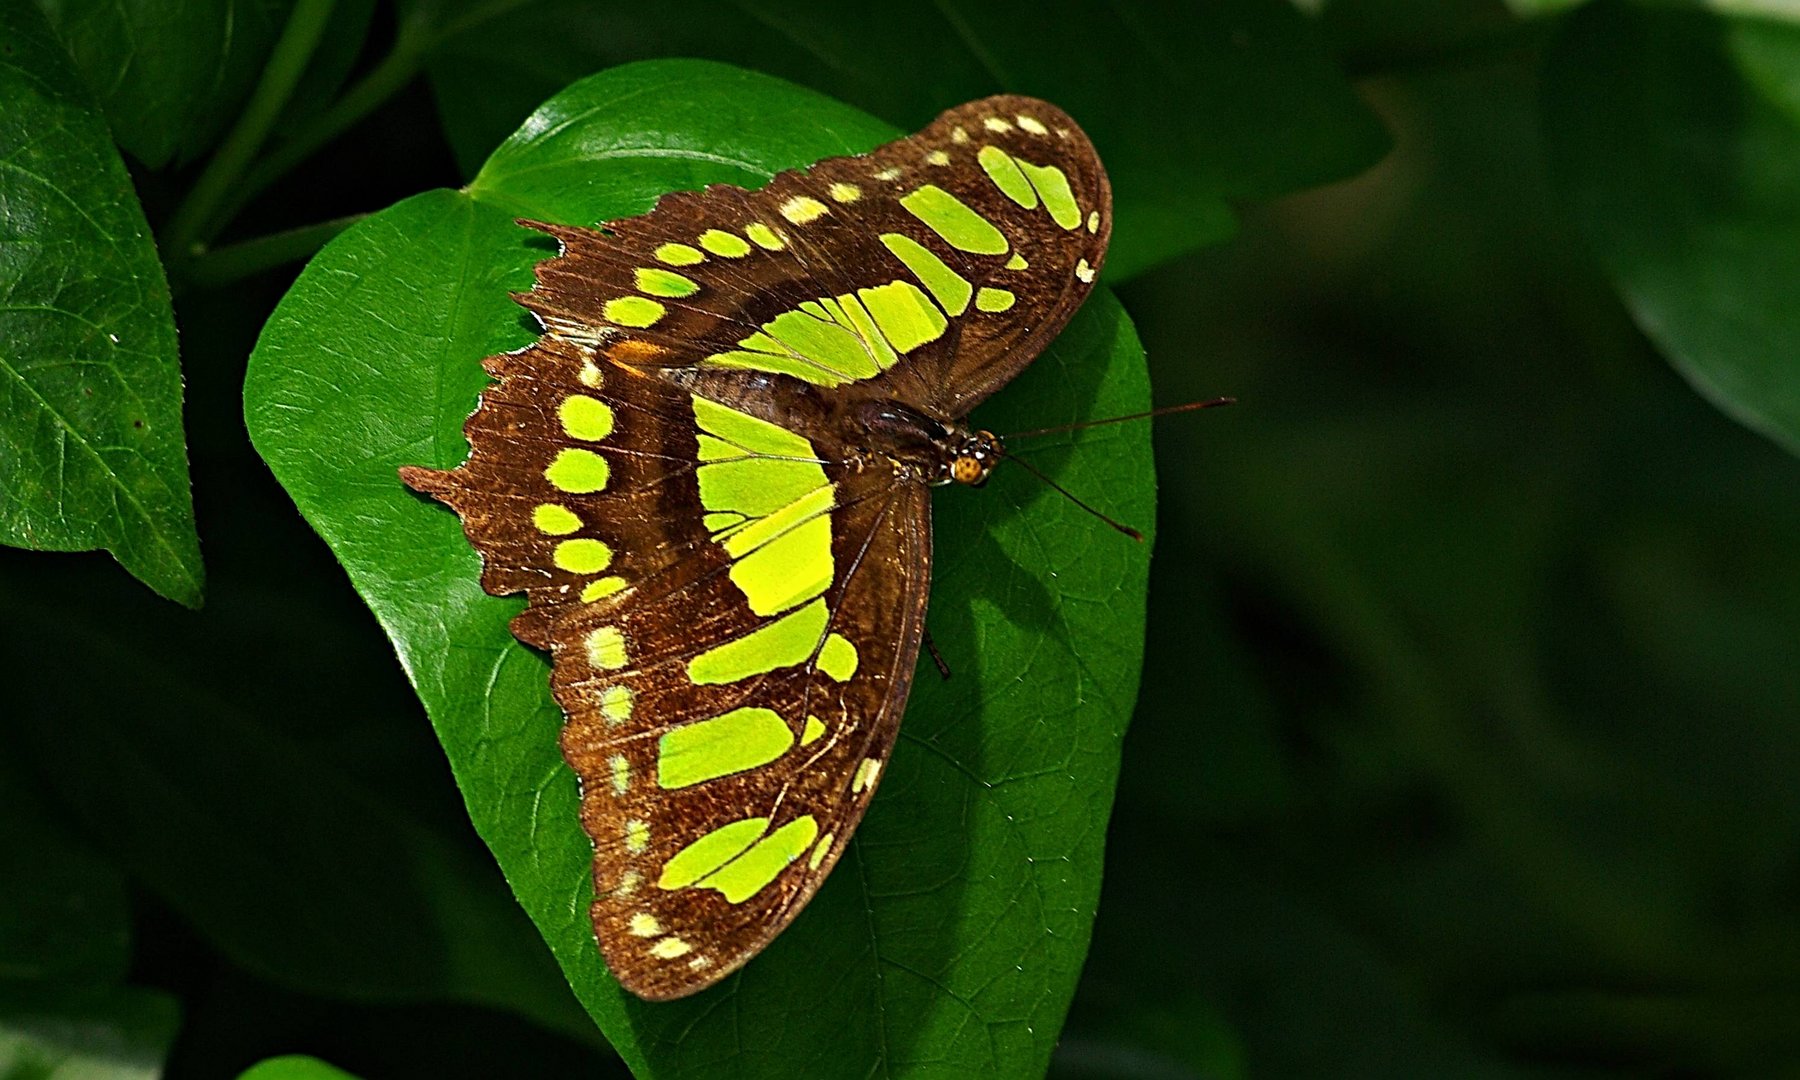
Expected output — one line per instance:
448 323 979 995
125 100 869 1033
1076 258 1096 283
951 126 970 144
687 956 712 971
601 684 633 725
651 937 692 960
852 757 882 794
625 819 649 854
617 870 643 896
781 196 829 224
586 626 627 670
628 913 662 937
827 182 861 203
1017 114 1049 135
609 754 630 795
983 116 1013 133
926 150 950 166
579 359 602 387
874 166 903 181
1087 210 1100 234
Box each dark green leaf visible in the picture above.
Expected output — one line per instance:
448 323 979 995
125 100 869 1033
411 0 1388 280
0 2 201 606
0 760 129 989
1544 3 1800 457
246 60 1152 1077
0 568 591 1044
0 986 179 1080
238 1056 364 1080
33 0 293 168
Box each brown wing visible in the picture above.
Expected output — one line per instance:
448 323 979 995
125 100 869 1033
402 330 930 999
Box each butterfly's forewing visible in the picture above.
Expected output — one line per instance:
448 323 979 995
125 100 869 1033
401 95 1109 999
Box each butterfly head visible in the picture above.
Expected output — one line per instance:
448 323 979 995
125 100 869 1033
947 430 1003 487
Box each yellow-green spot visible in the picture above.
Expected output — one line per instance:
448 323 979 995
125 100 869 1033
587 626 627 670
901 185 1008 254
545 448 609 493
688 599 828 684
601 685 633 724
1017 160 1082 229
628 913 661 937
724 486 835 616
808 833 834 870
801 715 825 745
745 222 784 250
582 576 628 603
781 196 829 224
975 287 1016 313
658 817 768 890
828 182 861 203
635 267 698 298
559 395 614 441
554 538 613 574
762 308 881 381
692 399 836 616
699 229 751 257
859 280 948 354
818 633 858 681
881 233 971 316
625 818 649 854
533 503 580 536
604 296 665 327
657 706 795 789
978 145 1037 209
1005 253 1028 270
694 816 819 903
655 243 705 266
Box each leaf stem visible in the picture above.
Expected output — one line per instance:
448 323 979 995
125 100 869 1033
211 0 537 234
162 0 340 263
174 214 367 292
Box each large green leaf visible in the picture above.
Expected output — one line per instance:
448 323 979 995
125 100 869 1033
33 0 292 168
246 60 1152 1077
1544 2 1800 457
0 2 202 606
408 0 1387 280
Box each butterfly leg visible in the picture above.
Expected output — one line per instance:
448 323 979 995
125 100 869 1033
923 629 953 681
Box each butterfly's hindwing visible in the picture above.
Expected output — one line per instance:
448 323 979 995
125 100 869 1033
400 94 1108 999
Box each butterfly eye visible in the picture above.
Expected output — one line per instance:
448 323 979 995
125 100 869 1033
951 455 986 484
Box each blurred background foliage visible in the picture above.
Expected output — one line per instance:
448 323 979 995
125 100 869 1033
5 0 1800 1077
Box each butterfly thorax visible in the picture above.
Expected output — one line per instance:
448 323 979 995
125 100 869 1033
838 398 1002 487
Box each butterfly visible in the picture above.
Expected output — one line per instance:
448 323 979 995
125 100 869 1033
399 94 1110 1000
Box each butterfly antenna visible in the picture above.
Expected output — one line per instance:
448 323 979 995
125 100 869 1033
1002 396 1236 441
1000 450 1144 542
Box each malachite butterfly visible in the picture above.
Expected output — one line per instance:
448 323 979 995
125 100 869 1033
399 94 1110 1000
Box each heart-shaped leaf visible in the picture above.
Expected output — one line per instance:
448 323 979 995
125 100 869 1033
0 1 202 606
1544 3 1800 457
247 60 1151 1077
